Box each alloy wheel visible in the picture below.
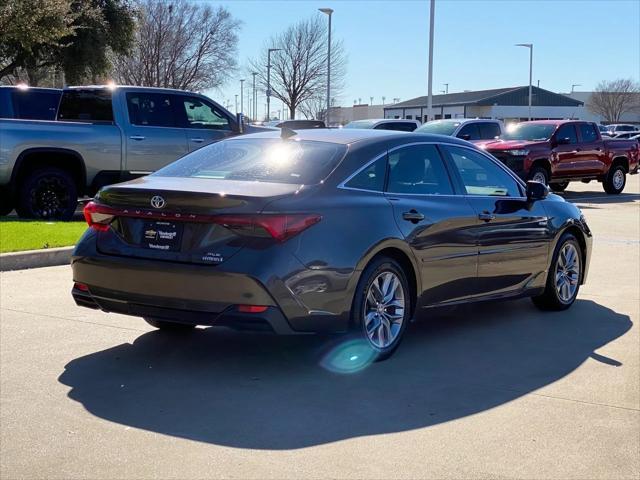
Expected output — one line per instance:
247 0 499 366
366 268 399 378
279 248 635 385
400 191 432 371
364 271 405 349
555 243 580 303
612 169 625 191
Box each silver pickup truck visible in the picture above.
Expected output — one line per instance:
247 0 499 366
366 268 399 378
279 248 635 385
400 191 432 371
0 85 263 219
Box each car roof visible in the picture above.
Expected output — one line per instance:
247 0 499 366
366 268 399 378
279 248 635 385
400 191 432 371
228 128 472 146
521 119 589 126
0 85 61 92
429 118 501 123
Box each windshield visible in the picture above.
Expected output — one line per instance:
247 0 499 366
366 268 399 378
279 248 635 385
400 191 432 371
344 120 376 129
501 123 556 141
154 138 346 185
416 120 460 136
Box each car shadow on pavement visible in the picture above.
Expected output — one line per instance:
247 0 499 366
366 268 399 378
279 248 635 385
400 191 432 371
560 189 640 205
58 298 631 450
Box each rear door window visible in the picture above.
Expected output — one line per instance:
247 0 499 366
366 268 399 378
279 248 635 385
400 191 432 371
578 123 598 142
478 122 501 140
58 90 113 122
387 144 453 195
126 92 178 127
344 156 387 191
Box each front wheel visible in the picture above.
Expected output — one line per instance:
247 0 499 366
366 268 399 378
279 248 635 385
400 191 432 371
532 233 582 311
603 165 626 194
144 317 197 331
351 257 411 361
16 168 78 220
528 166 549 186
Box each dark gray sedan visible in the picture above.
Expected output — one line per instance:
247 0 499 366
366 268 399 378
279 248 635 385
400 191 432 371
72 129 592 359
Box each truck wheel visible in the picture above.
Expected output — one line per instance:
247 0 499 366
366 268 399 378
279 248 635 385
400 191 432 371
603 165 626 194
0 189 14 216
16 168 78 220
528 166 549 185
550 182 569 192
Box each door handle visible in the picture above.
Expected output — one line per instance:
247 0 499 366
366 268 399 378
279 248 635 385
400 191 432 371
190 138 205 143
129 135 145 141
402 210 425 223
478 211 495 222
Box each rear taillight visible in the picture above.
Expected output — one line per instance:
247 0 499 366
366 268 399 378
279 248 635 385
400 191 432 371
216 214 322 242
237 305 269 313
83 201 116 232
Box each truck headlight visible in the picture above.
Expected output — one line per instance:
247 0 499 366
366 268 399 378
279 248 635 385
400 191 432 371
504 149 529 156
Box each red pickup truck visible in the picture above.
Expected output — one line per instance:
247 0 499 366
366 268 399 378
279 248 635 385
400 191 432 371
480 120 639 194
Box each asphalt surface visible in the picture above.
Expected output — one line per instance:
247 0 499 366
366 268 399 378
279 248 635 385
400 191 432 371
1 177 639 479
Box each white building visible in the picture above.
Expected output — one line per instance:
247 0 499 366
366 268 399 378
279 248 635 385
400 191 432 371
327 103 385 125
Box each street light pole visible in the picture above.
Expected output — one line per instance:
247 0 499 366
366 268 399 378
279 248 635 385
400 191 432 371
252 72 257 120
319 8 333 125
427 0 435 122
571 83 581 93
516 43 533 121
444 83 449 94
267 48 281 121
240 79 245 117
235 95 238 114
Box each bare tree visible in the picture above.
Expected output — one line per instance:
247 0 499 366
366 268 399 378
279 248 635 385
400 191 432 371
587 79 640 123
112 0 239 91
298 94 327 120
249 15 345 119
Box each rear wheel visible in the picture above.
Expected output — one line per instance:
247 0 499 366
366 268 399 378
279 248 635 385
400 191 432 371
532 233 582 311
143 317 197 331
16 168 78 220
550 181 569 192
351 257 411 361
603 164 626 194
528 166 549 185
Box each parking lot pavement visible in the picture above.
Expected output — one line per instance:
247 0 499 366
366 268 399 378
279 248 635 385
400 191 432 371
1 177 639 480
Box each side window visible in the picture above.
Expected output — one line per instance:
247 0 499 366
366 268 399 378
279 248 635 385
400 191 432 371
126 92 177 127
13 91 60 120
478 122 501 140
181 97 231 130
58 90 113 122
344 156 386 191
445 146 520 197
457 123 481 140
387 144 453 195
555 124 578 144
398 122 417 132
578 123 598 142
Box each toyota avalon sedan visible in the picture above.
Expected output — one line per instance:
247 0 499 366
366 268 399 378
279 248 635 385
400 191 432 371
72 129 592 360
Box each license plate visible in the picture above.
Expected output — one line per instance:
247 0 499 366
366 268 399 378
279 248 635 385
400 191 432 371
141 221 183 252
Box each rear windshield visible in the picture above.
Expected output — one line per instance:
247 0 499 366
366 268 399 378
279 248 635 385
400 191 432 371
57 90 114 122
416 120 460 136
154 138 346 185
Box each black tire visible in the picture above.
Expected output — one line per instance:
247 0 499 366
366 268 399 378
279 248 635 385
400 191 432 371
528 166 549 186
532 233 582 311
351 256 412 361
603 164 626 194
550 181 569 192
15 168 78 220
143 317 197 331
0 189 14 216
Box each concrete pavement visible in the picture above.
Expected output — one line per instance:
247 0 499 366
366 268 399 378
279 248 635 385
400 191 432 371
1 177 639 479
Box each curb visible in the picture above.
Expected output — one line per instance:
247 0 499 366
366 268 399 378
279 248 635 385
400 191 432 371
0 246 74 272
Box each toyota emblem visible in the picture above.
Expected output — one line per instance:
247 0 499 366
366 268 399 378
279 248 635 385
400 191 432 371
150 195 166 209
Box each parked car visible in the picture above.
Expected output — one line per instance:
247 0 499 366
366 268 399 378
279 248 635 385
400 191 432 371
344 119 420 132
72 129 592 360
266 119 325 129
612 131 640 139
597 124 612 137
481 120 639 194
0 85 61 121
606 124 638 136
416 118 504 142
0 85 267 218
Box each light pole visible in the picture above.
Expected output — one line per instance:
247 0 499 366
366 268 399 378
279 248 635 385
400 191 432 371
382 96 386 105
427 0 435 122
267 48 281 121
240 79 245 116
319 7 333 125
443 83 449 94
571 83 581 93
235 95 238 114
370 96 374 105
252 72 258 120
516 43 533 121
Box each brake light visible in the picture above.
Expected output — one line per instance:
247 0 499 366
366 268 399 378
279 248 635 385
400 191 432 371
237 305 269 313
215 214 322 242
73 282 89 292
83 201 115 231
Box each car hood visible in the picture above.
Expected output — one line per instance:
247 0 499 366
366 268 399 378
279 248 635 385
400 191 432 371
480 139 547 151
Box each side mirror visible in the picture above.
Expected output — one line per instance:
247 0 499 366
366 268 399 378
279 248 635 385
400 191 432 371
459 133 471 141
526 180 548 201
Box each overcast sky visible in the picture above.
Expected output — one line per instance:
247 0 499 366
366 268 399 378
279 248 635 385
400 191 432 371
204 0 640 117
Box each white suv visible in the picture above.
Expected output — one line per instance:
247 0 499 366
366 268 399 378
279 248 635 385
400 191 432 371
416 118 504 141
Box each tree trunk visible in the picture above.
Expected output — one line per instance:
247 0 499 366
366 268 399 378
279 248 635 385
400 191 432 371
289 105 296 119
